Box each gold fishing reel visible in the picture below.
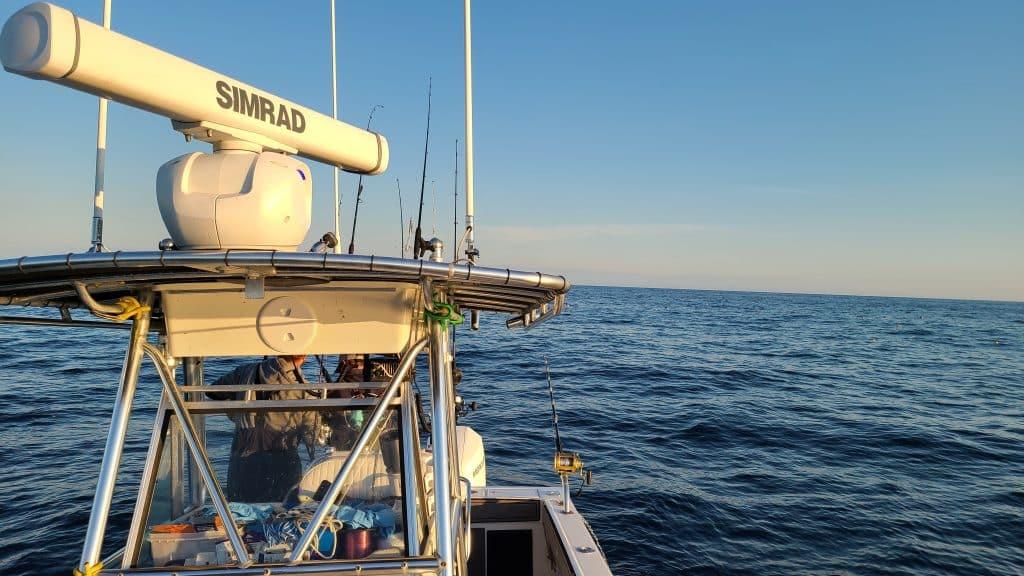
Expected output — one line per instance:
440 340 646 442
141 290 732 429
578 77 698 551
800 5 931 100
554 451 582 475
554 451 593 485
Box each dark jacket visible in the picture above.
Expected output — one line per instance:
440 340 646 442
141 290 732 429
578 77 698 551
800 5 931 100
208 357 318 457
208 357 320 501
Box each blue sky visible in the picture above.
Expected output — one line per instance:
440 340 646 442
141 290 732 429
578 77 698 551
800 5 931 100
0 1 1021 301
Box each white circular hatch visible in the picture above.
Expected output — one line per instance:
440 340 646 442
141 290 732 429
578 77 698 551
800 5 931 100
256 296 317 354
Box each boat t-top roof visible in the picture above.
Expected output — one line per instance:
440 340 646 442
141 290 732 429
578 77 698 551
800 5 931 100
0 250 569 328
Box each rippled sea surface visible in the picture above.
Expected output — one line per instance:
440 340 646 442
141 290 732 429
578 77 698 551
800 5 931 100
1 287 1022 575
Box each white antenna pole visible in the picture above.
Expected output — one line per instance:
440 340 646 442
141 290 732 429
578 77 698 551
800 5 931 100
463 0 477 262
330 0 342 253
89 0 112 253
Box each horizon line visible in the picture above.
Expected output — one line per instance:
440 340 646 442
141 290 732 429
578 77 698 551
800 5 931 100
573 282 1024 305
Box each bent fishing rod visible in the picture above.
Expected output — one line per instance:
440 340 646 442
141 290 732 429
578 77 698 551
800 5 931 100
414 78 432 259
347 104 382 254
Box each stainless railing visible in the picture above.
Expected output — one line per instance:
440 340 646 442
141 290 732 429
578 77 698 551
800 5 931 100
288 337 428 563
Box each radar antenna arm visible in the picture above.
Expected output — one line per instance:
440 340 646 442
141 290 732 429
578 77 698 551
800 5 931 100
0 2 388 174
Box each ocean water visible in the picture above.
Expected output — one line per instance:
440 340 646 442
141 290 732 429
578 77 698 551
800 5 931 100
0 286 1021 575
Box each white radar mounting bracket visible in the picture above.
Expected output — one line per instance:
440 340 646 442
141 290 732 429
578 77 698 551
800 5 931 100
172 121 298 156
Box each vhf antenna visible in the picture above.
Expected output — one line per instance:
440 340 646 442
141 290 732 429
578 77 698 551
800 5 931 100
329 0 342 253
414 78 432 259
348 104 382 254
453 139 459 261
89 0 112 253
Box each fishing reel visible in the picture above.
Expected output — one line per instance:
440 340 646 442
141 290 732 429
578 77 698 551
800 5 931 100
553 451 593 486
553 450 593 514
309 232 339 254
454 394 478 419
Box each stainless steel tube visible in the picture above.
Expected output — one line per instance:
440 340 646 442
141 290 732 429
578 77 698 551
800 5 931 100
169 355 186 519
428 305 455 576
288 337 429 563
459 476 472 564
401 380 424 556
123 393 171 568
73 280 124 315
142 343 252 567
0 315 131 329
563 475 571 514
79 292 153 571
184 357 208 508
100 557 441 576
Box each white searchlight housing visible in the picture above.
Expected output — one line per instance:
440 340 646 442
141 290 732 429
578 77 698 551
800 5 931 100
1 2 391 251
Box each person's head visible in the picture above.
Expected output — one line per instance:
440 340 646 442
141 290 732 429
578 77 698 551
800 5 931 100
340 353 364 370
280 354 307 367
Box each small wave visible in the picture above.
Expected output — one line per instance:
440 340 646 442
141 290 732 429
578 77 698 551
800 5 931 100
885 327 935 336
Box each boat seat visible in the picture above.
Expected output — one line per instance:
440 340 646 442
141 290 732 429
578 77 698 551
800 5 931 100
298 449 437 524
299 450 400 502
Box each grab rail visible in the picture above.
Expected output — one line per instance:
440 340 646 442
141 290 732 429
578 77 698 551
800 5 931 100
456 476 473 568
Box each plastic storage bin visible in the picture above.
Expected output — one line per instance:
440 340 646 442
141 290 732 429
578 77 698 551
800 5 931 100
149 529 227 567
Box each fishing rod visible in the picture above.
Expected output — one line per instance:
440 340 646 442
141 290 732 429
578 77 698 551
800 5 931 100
451 140 459 349
397 178 404 258
405 218 414 258
413 78 432 259
430 180 438 238
348 104 382 254
544 358 593 508
544 358 564 453
314 354 331 384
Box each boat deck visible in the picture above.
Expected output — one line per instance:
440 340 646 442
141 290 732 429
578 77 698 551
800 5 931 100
469 487 612 576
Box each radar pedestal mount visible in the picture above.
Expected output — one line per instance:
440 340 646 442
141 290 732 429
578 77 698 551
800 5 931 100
157 122 313 251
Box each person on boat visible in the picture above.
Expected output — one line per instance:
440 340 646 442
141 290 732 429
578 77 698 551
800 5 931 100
330 354 401 478
326 354 372 448
206 355 318 502
335 353 369 383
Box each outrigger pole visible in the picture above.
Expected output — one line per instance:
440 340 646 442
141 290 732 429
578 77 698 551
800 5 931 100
89 0 112 253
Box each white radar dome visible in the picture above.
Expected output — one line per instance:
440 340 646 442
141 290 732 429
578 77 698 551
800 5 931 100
157 150 312 251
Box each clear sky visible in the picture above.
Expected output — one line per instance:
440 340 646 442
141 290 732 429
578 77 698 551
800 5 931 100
0 1 1021 301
